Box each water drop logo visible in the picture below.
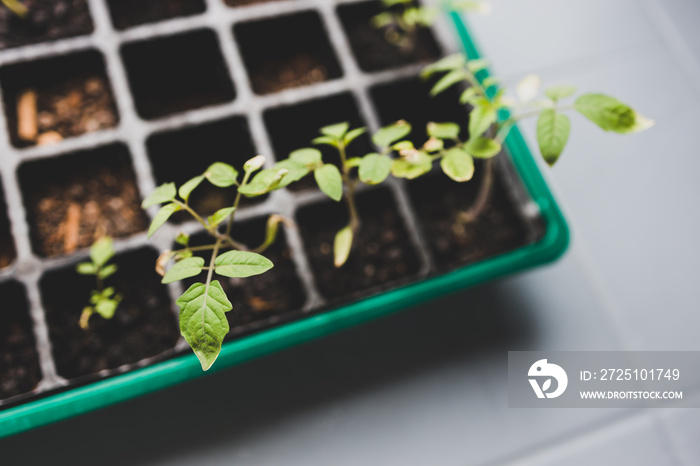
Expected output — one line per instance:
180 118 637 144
528 359 568 399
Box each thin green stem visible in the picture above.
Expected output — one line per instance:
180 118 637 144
338 143 360 232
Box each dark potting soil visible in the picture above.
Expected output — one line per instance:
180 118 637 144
0 184 16 269
407 166 533 270
234 11 342 95
0 281 42 400
120 29 235 120
146 116 264 223
181 216 307 338
0 50 118 148
296 187 421 301
40 247 179 379
106 0 205 31
0 0 93 50
337 0 441 73
18 144 149 258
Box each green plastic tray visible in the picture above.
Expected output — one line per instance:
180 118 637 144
0 12 569 439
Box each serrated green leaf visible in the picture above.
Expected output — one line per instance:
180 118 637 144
469 104 497 138
359 153 392 185
214 250 274 278
373 121 412 148
142 183 176 209
238 168 288 197
148 203 180 238
177 281 232 370
90 237 114 268
464 137 501 158
421 54 466 78
205 163 238 188
574 93 649 134
537 109 571 166
290 148 322 167
98 264 118 280
179 175 205 202
545 84 577 101
344 127 367 146
320 122 349 139
391 158 432 179
163 257 205 284
430 68 468 96
208 207 236 227
334 226 353 268
441 148 474 181
427 122 460 140
76 262 96 275
314 164 343 201
175 232 189 246
273 159 310 187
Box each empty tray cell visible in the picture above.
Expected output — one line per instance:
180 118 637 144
0 281 41 401
40 247 179 379
0 0 93 50
146 116 261 223
121 29 235 120
296 187 421 301
370 76 469 145
0 180 16 269
234 11 342 95
18 143 149 258
106 0 205 30
337 0 441 73
263 92 372 190
0 50 118 148
181 216 307 338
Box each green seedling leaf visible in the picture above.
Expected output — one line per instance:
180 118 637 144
427 122 460 140
238 168 288 197
175 232 190 246
516 74 541 103
441 148 474 181
537 108 571 166
142 182 176 209
290 148 323 167
177 281 232 370
460 87 480 104
346 157 362 168
421 54 466 78
430 68 468 96
205 162 238 188
98 264 118 280
314 164 343 201
334 226 353 268
344 127 367 146
482 76 500 89
371 11 394 28
449 0 492 14
393 140 414 151
214 250 273 278
465 137 501 158
466 58 489 73
148 203 180 238
90 237 115 268
359 153 392 185
423 137 444 152
312 135 338 148
163 257 205 284
391 157 432 179
373 121 412 148
253 214 288 253
320 122 350 139
575 93 654 133
545 84 577 101
244 155 266 173
208 207 236 227
179 175 205 202
273 159 310 187
469 104 497 138
76 262 95 275
95 297 119 320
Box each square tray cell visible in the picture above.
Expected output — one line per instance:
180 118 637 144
146 116 261 222
0 50 118 148
0 181 16 269
180 215 307 339
234 11 342 95
121 29 235 120
263 92 372 190
106 0 205 30
0 0 93 50
369 75 470 144
296 187 421 301
17 143 148 258
337 0 441 73
0 281 41 401
40 247 179 380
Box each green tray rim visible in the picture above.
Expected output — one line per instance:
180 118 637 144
0 12 569 439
